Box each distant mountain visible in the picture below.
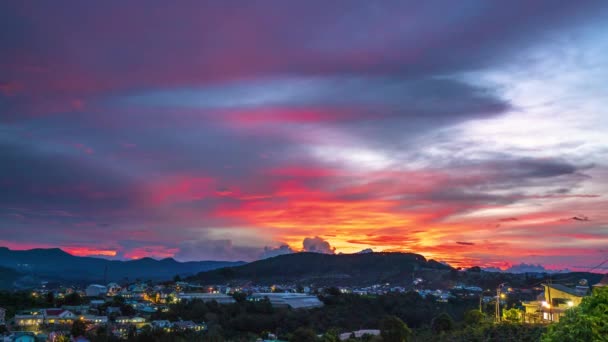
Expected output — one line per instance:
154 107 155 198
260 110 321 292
0 247 245 284
0 265 22 289
483 263 571 274
188 252 451 286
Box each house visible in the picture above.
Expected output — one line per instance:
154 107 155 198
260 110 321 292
43 309 77 325
85 284 108 297
115 316 146 328
523 283 587 323
151 320 172 330
13 314 44 327
81 315 108 324
107 283 122 296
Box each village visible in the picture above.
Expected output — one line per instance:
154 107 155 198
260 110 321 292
2 273 606 341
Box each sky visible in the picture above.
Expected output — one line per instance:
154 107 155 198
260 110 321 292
1 1 607 270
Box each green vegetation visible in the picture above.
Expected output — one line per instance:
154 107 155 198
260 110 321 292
542 286 608 342
380 316 411 342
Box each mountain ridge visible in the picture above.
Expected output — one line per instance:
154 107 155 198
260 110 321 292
0 247 245 286
188 251 452 286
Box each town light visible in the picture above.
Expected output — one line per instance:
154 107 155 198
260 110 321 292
567 300 574 307
541 301 551 308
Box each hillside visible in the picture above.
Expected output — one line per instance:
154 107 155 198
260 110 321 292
189 252 451 286
0 247 245 284
0 266 23 289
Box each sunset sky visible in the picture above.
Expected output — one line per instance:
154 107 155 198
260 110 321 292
1 1 607 270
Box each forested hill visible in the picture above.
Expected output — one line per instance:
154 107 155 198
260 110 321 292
189 252 452 285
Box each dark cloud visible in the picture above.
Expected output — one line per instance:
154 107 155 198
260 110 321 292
456 241 475 246
571 215 590 222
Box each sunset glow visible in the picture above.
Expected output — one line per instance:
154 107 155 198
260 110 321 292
1 1 607 271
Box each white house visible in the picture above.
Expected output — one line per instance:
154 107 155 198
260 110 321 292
86 284 108 297
43 309 77 325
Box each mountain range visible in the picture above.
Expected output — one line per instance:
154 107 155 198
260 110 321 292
0 247 245 287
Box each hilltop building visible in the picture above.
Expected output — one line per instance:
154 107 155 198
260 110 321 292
523 283 588 323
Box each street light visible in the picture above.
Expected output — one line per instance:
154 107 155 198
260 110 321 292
495 283 507 323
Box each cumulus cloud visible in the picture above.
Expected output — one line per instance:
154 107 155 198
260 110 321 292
303 236 336 254
356 248 374 254
260 245 295 259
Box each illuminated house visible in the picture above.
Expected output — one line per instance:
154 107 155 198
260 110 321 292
43 309 77 325
523 283 588 323
115 316 146 328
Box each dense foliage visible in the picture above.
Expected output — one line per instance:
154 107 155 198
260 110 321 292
148 291 479 340
542 286 608 342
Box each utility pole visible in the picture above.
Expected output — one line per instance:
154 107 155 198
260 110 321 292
495 283 506 323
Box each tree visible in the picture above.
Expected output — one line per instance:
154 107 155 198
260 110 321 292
71 319 88 337
542 287 608 342
45 291 55 306
431 312 454 334
63 292 83 306
463 309 485 326
232 292 247 303
380 315 411 342
502 308 523 323
290 327 318 342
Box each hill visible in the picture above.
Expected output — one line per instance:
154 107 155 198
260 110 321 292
189 252 451 286
0 247 245 284
0 265 23 289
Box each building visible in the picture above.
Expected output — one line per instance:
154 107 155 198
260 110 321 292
176 293 236 304
13 314 44 327
115 316 146 328
43 309 77 325
339 330 380 341
249 293 323 309
523 283 587 323
81 315 108 324
85 284 108 297
151 320 172 330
